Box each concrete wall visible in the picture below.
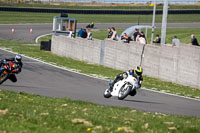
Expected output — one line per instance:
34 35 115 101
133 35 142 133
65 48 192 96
52 35 200 88
51 35 102 65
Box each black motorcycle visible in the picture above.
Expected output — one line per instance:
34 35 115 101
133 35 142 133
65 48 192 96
0 60 18 85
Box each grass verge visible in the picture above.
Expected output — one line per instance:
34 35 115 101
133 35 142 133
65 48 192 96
37 34 52 44
0 11 200 24
0 40 200 100
1 2 200 9
0 90 200 132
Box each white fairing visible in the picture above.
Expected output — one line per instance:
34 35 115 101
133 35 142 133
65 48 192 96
111 74 139 97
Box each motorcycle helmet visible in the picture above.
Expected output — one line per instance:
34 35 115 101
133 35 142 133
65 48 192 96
134 66 143 76
15 54 22 62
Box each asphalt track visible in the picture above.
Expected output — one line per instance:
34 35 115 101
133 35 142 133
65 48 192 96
0 23 200 117
1 23 200 43
1 49 200 117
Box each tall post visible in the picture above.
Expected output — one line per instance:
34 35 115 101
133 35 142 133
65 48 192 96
161 0 169 45
137 16 140 25
53 17 57 34
151 0 157 44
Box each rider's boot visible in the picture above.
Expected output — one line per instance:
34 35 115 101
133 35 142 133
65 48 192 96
108 74 123 92
108 82 114 92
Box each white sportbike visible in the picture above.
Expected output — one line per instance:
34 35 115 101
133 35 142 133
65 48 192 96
104 74 139 100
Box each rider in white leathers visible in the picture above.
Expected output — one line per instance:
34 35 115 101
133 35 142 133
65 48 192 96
109 66 143 92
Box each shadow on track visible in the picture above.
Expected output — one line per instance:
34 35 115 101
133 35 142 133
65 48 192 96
1 84 45 90
124 99 162 104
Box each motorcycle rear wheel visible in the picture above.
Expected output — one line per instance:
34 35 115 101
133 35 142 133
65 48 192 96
118 85 131 100
0 70 9 85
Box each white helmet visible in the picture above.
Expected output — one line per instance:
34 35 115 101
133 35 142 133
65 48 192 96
15 54 22 62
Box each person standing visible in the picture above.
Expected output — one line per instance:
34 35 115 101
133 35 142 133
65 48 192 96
108 27 119 41
132 28 140 41
172 35 180 47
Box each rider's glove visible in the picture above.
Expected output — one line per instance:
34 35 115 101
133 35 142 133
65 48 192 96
122 73 128 78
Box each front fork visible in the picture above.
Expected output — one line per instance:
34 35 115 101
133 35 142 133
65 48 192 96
125 83 133 91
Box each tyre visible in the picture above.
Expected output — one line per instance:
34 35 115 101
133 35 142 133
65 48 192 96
104 89 112 98
129 89 137 96
9 74 17 82
0 70 9 85
118 85 131 100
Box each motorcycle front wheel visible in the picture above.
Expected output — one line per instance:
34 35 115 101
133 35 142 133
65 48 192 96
118 85 131 100
0 70 9 85
129 89 137 96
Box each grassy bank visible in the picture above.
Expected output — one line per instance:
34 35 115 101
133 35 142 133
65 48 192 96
0 11 200 24
1 2 200 10
0 39 200 100
0 90 200 132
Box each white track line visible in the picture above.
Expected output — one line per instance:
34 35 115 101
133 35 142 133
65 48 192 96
1 48 200 102
35 33 52 43
142 88 200 102
23 61 42 64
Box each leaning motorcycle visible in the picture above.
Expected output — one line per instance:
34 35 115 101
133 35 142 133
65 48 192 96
104 74 139 100
0 60 17 85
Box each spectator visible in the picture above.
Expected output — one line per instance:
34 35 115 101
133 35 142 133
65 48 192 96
140 31 146 39
62 26 66 31
86 29 92 40
107 28 113 39
121 33 131 43
153 34 161 44
136 34 140 42
108 27 119 41
138 37 146 44
78 28 83 37
133 28 140 41
81 29 87 38
136 34 146 44
190 34 199 46
172 35 180 47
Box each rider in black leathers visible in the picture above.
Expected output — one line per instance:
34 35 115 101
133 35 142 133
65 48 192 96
109 66 143 92
0 54 23 82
